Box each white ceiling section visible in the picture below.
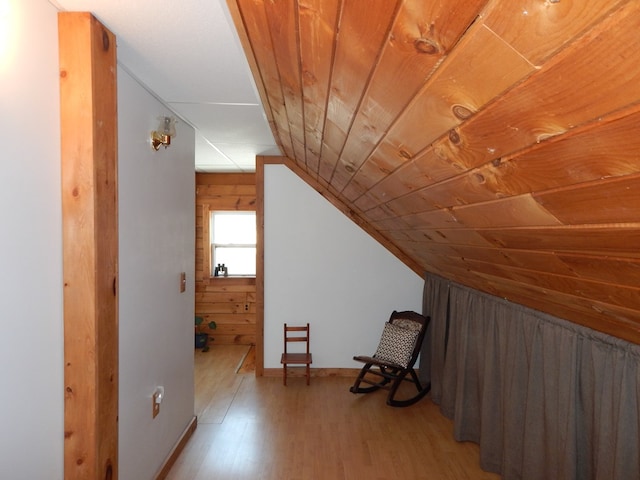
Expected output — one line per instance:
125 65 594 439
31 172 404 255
52 0 281 172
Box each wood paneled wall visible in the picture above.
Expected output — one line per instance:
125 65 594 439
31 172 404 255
196 173 256 345
228 0 640 344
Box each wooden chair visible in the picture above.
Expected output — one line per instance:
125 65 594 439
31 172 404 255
350 310 431 407
280 323 312 385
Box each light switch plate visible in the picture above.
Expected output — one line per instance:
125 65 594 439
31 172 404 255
152 393 160 418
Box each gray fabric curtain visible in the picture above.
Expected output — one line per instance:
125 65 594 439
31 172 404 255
423 272 640 480
419 273 451 400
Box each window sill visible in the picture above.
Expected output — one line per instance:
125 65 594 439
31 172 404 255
209 276 256 286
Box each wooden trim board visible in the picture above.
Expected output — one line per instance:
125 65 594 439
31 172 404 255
263 368 363 378
154 417 198 480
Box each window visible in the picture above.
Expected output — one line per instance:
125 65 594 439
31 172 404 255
210 211 256 277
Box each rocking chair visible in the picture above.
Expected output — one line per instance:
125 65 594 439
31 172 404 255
349 310 431 407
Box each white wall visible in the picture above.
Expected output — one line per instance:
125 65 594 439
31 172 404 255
264 164 424 369
0 1 64 478
117 67 195 480
0 3 195 478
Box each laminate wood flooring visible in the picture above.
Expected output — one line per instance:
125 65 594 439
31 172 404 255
167 345 499 480
194 344 251 424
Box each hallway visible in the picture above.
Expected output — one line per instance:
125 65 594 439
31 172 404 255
165 345 498 479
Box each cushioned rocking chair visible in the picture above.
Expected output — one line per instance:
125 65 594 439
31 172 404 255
349 310 431 407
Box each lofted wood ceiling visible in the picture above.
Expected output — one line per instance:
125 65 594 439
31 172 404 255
227 0 640 342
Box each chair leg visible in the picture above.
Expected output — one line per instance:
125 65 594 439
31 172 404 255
386 369 431 407
385 370 409 405
306 363 310 385
283 364 287 386
350 363 388 394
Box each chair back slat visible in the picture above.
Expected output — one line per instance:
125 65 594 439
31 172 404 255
283 323 310 354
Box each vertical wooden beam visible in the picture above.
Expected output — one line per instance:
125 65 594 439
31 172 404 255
255 157 265 376
59 12 119 480
202 203 211 285
256 156 290 376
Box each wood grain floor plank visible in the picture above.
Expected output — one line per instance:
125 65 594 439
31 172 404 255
167 345 498 480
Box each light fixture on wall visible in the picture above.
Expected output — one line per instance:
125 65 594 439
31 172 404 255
151 115 177 151
0 0 13 71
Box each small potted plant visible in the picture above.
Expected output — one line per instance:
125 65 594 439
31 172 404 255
195 316 217 352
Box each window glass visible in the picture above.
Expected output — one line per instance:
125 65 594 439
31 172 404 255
211 211 256 277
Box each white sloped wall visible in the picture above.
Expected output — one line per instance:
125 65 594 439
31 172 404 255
264 164 424 369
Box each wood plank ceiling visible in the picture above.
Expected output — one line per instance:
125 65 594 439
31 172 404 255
227 0 640 343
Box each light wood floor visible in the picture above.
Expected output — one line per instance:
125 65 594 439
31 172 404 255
166 344 500 480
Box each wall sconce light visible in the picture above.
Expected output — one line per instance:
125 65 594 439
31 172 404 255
151 116 177 151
